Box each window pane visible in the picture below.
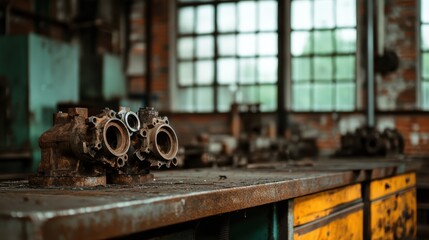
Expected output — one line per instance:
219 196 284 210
217 86 234 112
423 82 429 110
292 83 311 111
218 3 236 33
292 57 311 81
314 57 333 81
218 58 237 84
314 31 334 54
259 1 277 31
259 85 277 111
258 57 277 83
336 0 356 27
238 34 256 56
336 83 355 111
196 36 214 58
218 35 236 56
423 52 429 78
239 86 258 104
239 58 256 83
291 31 312 56
178 37 194 59
314 0 334 29
195 87 214 112
178 62 193 86
422 25 429 50
335 56 355 80
336 29 356 53
196 5 214 33
422 0 429 23
179 7 194 33
178 88 194 112
258 33 277 55
313 83 333 110
238 1 256 32
196 60 214 85
291 0 312 30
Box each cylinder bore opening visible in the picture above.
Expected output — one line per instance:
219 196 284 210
103 119 130 157
126 113 140 132
157 131 172 155
106 125 122 150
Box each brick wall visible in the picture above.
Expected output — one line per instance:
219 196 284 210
127 0 170 110
145 0 429 156
378 0 418 110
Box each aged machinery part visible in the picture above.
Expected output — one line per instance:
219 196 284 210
29 107 131 187
132 107 179 168
117 106 141 134
182 134 235 168
335 126 404 157
382 128 405 155
107 107 153 185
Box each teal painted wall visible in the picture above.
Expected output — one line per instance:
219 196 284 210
28 34 79 166
0 34 79 168
0 35 30 150
103 53 126 100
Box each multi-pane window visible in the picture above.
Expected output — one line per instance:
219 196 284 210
176 0 278 112
290 0 357 111
421 0 429 109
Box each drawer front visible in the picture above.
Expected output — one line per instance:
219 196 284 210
294 207 363 240
370 188 417 240
294 184 361 226
370 173 415 200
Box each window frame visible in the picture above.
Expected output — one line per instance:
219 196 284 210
175 0 279 113
172 0 360 113
288 0 359 112
420 0 429 110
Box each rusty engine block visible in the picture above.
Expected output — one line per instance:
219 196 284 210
29 107 178 187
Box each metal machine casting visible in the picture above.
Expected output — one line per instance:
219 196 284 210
336 126 404 157
29 107 179 187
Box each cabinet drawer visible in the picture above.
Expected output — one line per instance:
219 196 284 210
370 188 416 240
370 173 415 200
294 206 363 240
294 184 361 226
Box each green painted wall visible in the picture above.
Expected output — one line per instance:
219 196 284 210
0 35 30 150
0 34 79 168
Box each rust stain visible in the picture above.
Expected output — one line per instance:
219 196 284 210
294 184 361 226
29 107 179 187
370 188 416 240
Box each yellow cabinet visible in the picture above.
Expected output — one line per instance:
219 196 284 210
369 173 417 240
293 184 363 240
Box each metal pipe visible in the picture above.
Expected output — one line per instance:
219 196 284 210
366 0 375 127
277 0 289 137
145 0 152 107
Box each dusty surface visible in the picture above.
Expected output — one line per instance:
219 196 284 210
0 159 419 239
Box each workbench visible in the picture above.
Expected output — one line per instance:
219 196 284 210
0 159 419 240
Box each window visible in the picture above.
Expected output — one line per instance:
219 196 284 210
176 0 278 112
290 0 357 111
421 0 429 109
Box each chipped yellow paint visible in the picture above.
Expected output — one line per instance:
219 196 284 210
370 173 415 200
370 188 416 240
294 209 363 240
294 184 361 226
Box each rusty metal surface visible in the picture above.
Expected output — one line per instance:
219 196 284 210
370 188 417 239
247 158 420 181
0 160 419 239
336 127 405 157
1 168 364 239
29 107 179 187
